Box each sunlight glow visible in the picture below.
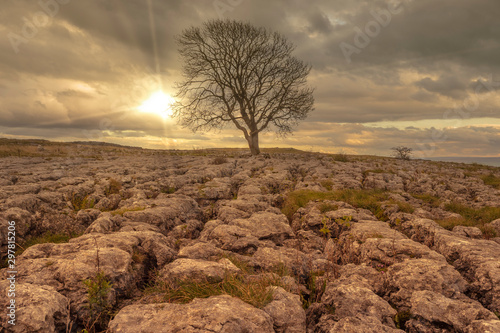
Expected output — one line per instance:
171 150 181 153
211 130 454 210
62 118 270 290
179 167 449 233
138 91 175 118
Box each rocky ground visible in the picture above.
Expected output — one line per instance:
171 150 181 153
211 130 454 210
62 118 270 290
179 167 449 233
1 144 500 332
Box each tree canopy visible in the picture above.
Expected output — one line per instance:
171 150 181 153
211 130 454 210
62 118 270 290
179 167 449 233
173 20 314 155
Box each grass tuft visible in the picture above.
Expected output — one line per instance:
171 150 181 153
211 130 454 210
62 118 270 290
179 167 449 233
320 179 334 191
110 206 146 216
318 202 338 214
437 202 500 238
481 173 500 189
281 189 389 221
395 201 415 214
411 193 441 208
145 273 286 309
71 193 95 211
16 231 82 256
105 178 122 196
212 156 228 165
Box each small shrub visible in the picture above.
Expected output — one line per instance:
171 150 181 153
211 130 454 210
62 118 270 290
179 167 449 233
83 271 113 332
480 224 498 239
332 151 349 162
319 218 331 237
287 164 309 182
105 178 122 196
335 215 352 228
301 270 327 309
212 156 228 165
161 186 176 194
272 262 290 277
71 193 95 211
250 167 260 178
394 310 412 329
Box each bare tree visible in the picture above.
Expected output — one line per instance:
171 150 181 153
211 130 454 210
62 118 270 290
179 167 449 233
173 20 314 155
391 146 413 160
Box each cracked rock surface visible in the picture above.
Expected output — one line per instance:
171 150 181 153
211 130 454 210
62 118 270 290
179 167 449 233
1 148 499 332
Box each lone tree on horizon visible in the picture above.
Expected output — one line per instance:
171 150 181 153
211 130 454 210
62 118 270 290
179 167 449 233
173 20 314 155
392 146 413 160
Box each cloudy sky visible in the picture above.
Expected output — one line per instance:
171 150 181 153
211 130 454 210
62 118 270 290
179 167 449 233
1 0 499 157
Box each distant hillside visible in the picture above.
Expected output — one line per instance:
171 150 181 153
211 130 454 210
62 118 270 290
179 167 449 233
426 156 500 167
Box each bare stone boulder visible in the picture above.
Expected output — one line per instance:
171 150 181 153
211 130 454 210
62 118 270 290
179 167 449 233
385 258 468 309
401 218 500 313
94 194 121 211
339 220 445 266
229 211 293 245
465 320 500 333
4 194 42 213
5 231 176 322
488 218 500 236
216 198 270 221
161 258 241 286
452 225 483 239
0 207 35 240
336 263 386 295
200 223 261 254
199 178 233 200
123 195 201 233
263 287 306 333
251 246 309 275
0 282 69 333
108 295 275 332
84 214 116 233
329 316 404 333
85 213 138 234
178 242 224 260
76 208 101 226
321 282 397 328
408 290 499 332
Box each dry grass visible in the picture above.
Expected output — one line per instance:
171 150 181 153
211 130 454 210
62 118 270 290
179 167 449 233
105 178 122 196
144 261 292 309
281 189 389 221
110 206 146 216
481 173 500 189
411 193 441 208
71 193 95 211
437 202 500 238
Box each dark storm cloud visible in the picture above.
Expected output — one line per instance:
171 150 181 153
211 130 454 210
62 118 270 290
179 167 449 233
0 0 499 155
415 75 468 100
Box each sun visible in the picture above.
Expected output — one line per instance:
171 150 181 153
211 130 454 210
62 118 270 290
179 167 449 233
138 91 175 118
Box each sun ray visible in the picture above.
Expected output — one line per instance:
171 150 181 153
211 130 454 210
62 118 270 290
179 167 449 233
138 91 175 118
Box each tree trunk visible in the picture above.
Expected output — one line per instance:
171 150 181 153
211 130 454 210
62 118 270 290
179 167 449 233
247 132 260 155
